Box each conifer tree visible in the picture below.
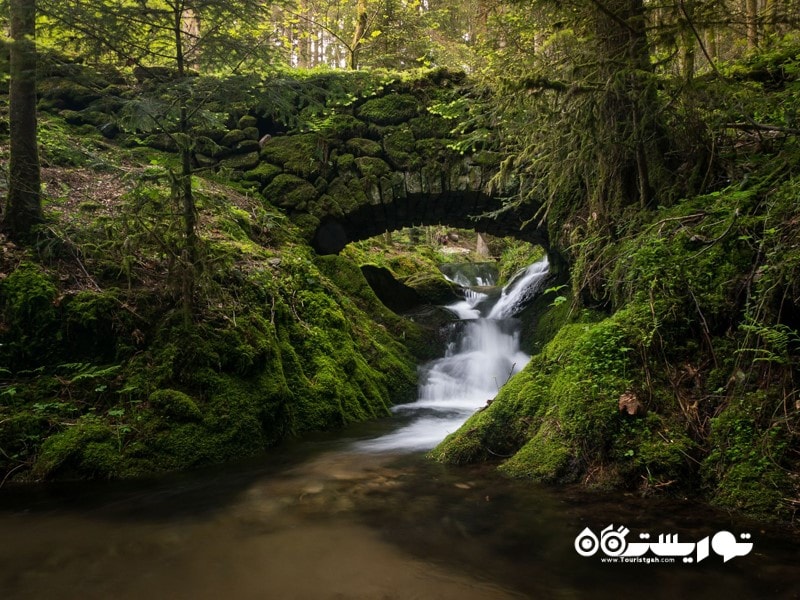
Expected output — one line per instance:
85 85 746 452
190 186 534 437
3 0 42 241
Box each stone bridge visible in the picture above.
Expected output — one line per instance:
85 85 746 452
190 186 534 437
40 65 549 254
212 74 549 255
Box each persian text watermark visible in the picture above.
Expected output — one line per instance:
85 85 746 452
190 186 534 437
574 524 754 564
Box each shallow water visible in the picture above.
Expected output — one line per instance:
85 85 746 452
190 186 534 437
0 431 797 600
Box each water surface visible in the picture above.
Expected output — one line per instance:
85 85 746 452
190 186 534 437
0 439 797 600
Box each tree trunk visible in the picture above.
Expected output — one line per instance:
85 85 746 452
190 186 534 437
174 4 197 324
680 0 696 83
746 0 759 48
592 0 658 212
349 0 369 69
4 0 42 241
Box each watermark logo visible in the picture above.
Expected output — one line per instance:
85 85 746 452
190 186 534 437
574 525 754 564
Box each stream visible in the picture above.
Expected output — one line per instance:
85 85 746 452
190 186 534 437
0 260 797 599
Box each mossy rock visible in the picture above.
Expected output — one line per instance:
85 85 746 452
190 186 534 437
242 126 261 141
238 114 258 129
221 129 248 147
144 133 179 152
346 138 383 157
382 126 416 169
149 389 203 422
415 138 449 162
310 194 344 219
360 264 424 313
355 156 391 179
263 174 319 210
401 272 460 305
316 114 367 138
60 109 88 126
191 126 227 143
33 417 121 479
195 153 218 168
37 77 102 110
433 310 634 483
219 151 260 172
194 135 225 158
408 114 453 139
498 424 571 482
471 151 503 168
325 175 368 214
357 94 419 125
260 133 323 179
234 139 261 154
336 153 356 172
243 162 282 185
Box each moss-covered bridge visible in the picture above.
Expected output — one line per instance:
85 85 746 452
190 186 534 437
40 67 549 254
210 75 549 255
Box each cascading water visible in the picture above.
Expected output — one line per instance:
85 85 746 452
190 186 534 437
357 256 550 452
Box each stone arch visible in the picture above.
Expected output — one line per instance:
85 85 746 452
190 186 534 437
311 187 549 255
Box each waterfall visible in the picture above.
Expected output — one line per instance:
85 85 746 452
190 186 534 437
487 257 550 320
357 256 550 453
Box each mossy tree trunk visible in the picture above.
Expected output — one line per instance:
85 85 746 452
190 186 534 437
591 0 660 213
3 0 43 242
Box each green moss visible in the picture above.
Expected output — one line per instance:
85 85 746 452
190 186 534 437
144 133 178 152
149 389 203 422
34 416 121 479
37 77 102 110
382 125 416 169
325 175 368 214
0 263 59 368
243 161 282 185
219 151 260 172
346 138 383 157
402 272 459 304
355 156 391 179
358 94 419 125
471 151 503 168
62 289 132 362
408 114 452 139
260 133 324 179
221 129 248 147
521 288 571 354
0 413 49 477
263 174 319 211
238 115 258 129
701 390 793 519
194 135 225 158
314 113 367 138
336 153 356 171
612 413 697 484
499 424 571 481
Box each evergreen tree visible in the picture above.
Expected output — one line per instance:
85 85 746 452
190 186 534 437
3 0 42 242
42 0 270 322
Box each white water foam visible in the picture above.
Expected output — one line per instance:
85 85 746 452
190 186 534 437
356 257 550 453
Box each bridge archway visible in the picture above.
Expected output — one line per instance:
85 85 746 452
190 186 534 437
311 187 548 256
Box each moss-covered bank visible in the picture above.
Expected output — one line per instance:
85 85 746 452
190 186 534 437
0 105 428 482
433 169 800 524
